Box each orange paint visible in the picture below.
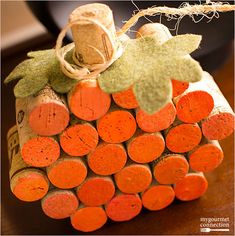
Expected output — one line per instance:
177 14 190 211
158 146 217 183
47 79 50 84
172 79 189 97
47 156 87 189
97 109 136 143
142 185 175 211
112 87 138 109
68 79 111 121
114 164 152 194
153 154 189 184
21 137 60 167
105 193 142 222
88 142 127 175
188 141 224 172
76 176 115 206
136 102 176 133
60 123 98 156
11 169 49 202
71 206 107 232
174 173 208 201
127 132 165 163
165 123 202 153
41 190 79 219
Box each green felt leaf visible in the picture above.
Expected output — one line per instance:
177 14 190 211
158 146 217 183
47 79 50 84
27 49 55 58
98 36 160 93
133 71 172 114
14 75 48 98
156 34 202 58
161 57 203 82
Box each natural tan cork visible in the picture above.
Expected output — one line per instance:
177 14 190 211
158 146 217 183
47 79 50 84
69 3 116 65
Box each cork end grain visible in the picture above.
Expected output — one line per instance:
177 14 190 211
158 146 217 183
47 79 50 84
10 169 49 202
105 194 142 222
71 206 107 232
47 157 87 189
21 137 60 167
41 190 79 219
77 177 115 206
153 154 189 184
88 142 127 175
142 185 175 211
136 102 176 133
60 123 98 156
174 173 208 201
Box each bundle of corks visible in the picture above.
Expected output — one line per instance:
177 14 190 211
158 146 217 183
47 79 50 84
5 3 235 233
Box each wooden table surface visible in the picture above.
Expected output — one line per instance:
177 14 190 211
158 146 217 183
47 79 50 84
1 39 234 235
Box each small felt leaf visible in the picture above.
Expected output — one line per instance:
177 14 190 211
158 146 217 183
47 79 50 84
14 75 48 98
133 72 172 114
156 34 202 58
161 57 203 82
4 60 31 84
27 49 55 58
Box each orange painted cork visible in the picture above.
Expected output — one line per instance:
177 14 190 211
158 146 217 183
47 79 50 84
165 121 202 153
136 102 176 133
172 79 189 97
97 108 136 143
87 142 127 175
68 79 111 121
174 76 214 124
47 155 87 189
201 72 235 140
153 154 189 184
76 175 115 206
60 122 98 156
41 189 79 219
112 86 138 109
174 173 208 201
114 163 152 194
28 86 69 136
105 192 142 222
127 131 165 163
141 184 175 211
7 125 49 202
71 206 107 232
16 98 60 167
188 139 224 172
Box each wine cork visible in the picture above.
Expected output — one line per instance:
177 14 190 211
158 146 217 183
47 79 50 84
76 175 115 206
172 79 189 97
68 79 111 121
69 3 116 65
97 107 137 143
114 163 152 194
174 172 208 201
174 75 214 124
165 120 202 153
112 86 138 109
105 192 142 222
70 205 107 232
47 155 87 189
141 182 175 211
87 142 127 175
7 126 49 202
136 102 176 133
41 189 79 219
16 98 60 167
136 23 172 43
28 86 69 136
188 139 224 172
152 153 189 184
127 131 165 163
60 122 99 156
201 72 235 140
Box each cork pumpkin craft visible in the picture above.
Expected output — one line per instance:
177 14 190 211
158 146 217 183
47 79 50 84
4 2 235 233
